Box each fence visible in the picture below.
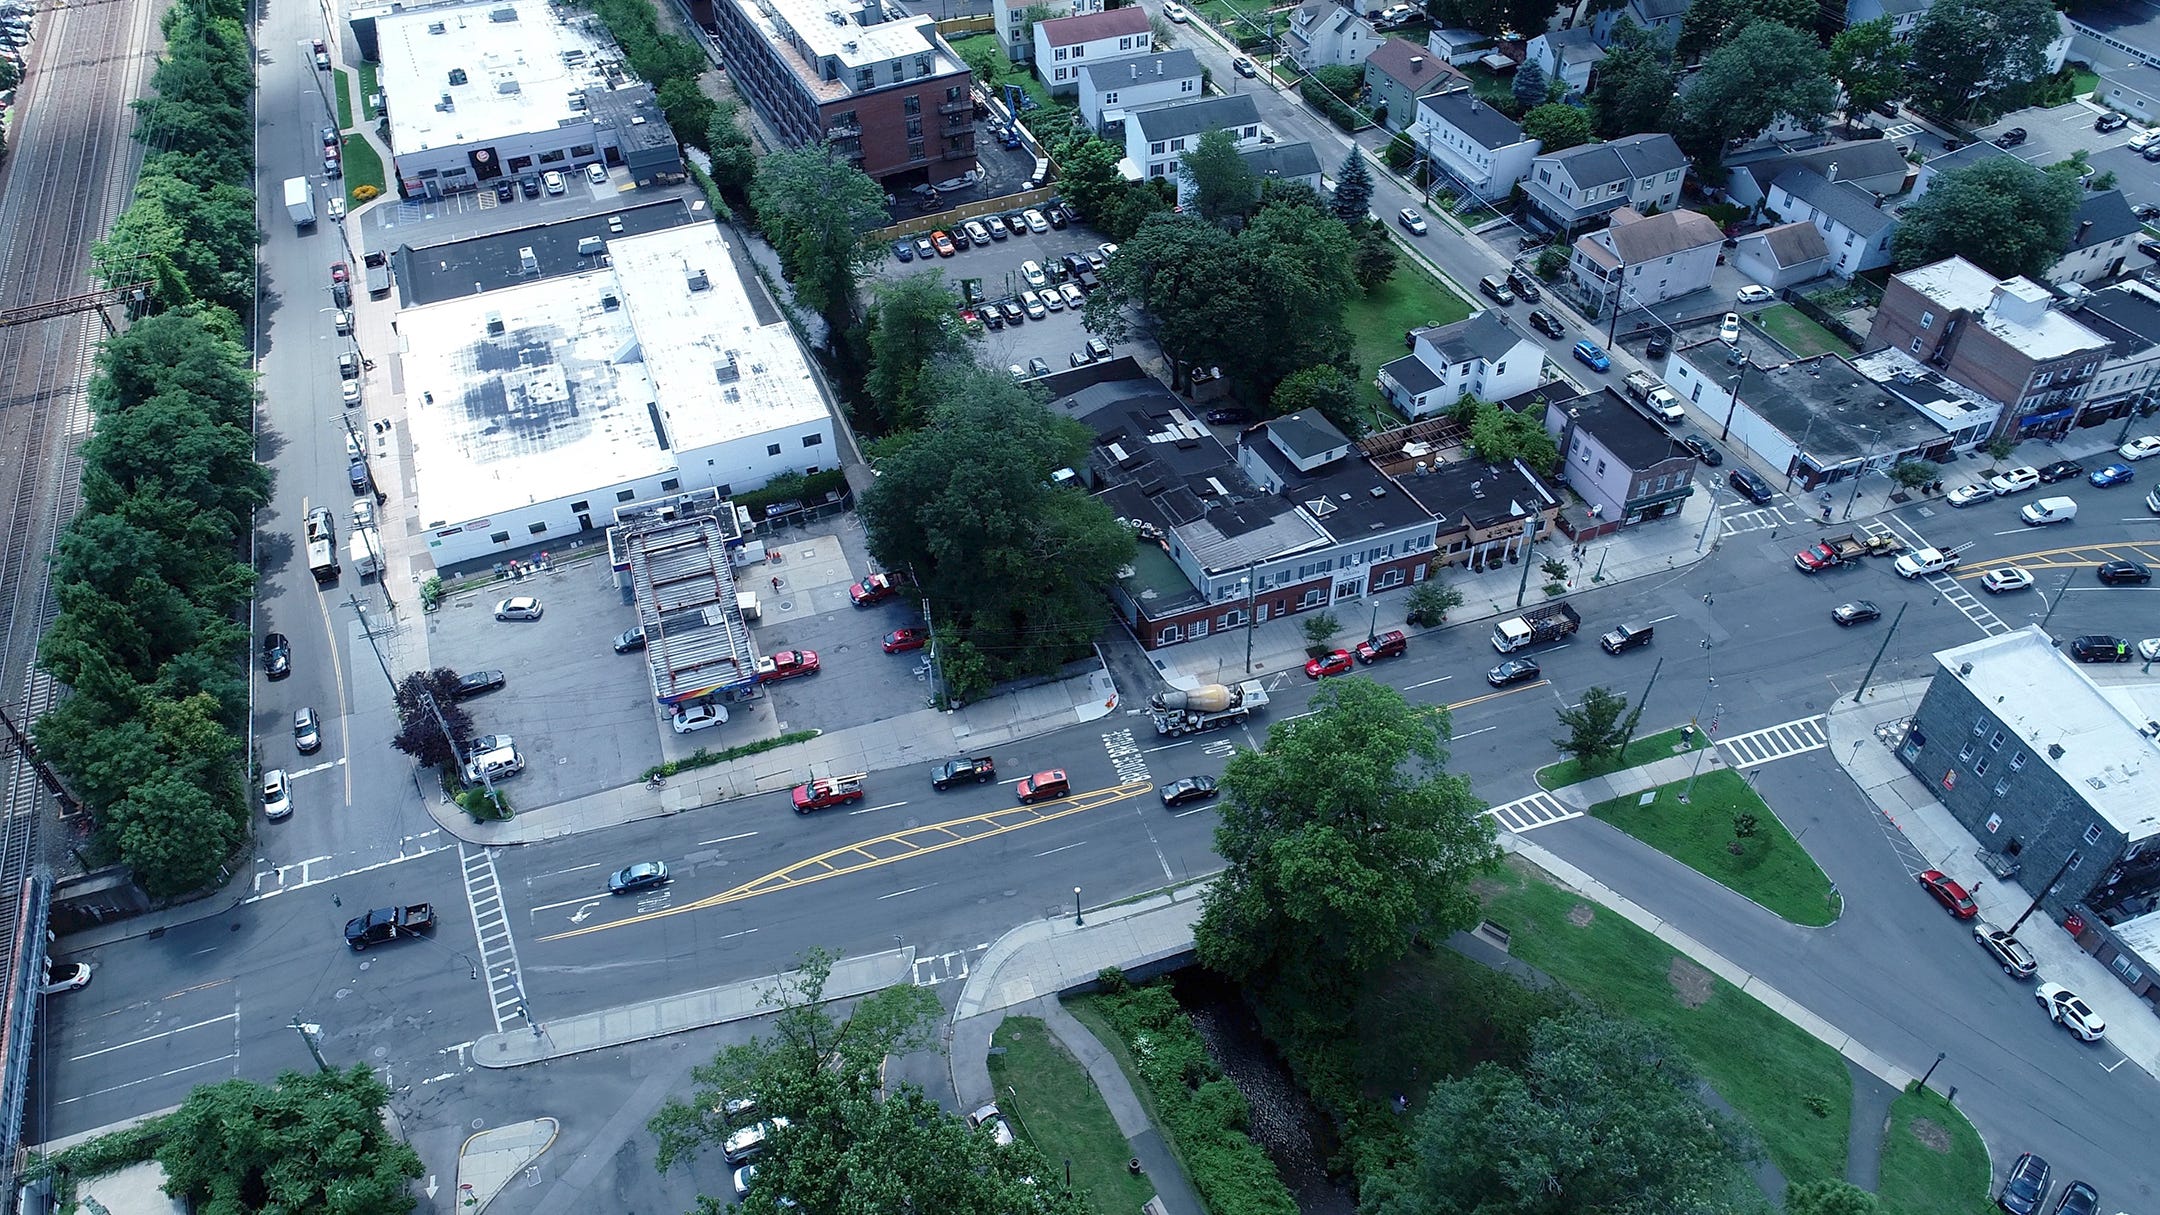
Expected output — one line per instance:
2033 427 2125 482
871 183 1059 244
1784 292 1869 351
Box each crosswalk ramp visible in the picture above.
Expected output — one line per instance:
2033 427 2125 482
1486 790 1581 834
1717 715 1829 766
459 843 530 1033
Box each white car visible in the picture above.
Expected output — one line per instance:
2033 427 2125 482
966 1102 1016 1146
1736 284 1775 304
1020 290 1046 319
671 701 730 733
263 768 292 820
352 497 375 529
43 962 92 993
1021 259 1047 288
1162 0 1190 20
1098 242 1119 260
494 596 544 621
1059 283 1084 309
1397 207 1428 235
2139 637 2160 662
342 380 361 407
1980 566 2034 594
1987 466 2041 495
1894 546 1960 579
2121 434 2160 460
542 170 566 195
1718 312 1741 344
1040 286 1065 312
326 196 347 220
2036 982 2106 1041
1945 482 1994 508
586 162 608 185
334 308 354 335
1023 208 1050 234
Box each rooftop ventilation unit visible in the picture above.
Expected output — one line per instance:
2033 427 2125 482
448 68 468 85
428 21 446 33
489 5 518 20
497 79 522 95
687 269 712 292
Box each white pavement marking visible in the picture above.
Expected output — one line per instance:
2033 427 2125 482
1721 502 1811 536
287 758 348 779
1406 674 1455 690
877 883 936 900
848 800 908 815
1032 841 1086 858
52 1055 238 1106
1717 715 1830 766
697 831 758 845
67 1013 238 1063
1485 791 1581 834
460 843 529 1034
248 838 454 901
1103 727 1151 784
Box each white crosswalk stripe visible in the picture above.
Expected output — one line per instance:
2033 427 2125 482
459 843 530 1033
1717 715 1830 766
1721 502 1812 536
1486 790 1581 833
1860 519 2012 637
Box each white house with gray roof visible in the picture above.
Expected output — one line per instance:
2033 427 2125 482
1767 166 1898 277
2055 190 2140 287
1591 0 1691 45
1077 49 1202 131
1237 141 1324 194
1411 87 1541 201
1730 221 1830 288
1570 206 1723 312
1121 94 1266 181
1525 27 1605 97
1376 312 1544 419
1523 133 1687 234
1285 0 1382 69
1843 0 1932 37
1725 138 1914 212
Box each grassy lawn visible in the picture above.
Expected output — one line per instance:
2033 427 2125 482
2070 66 2099 98
1193 0 1279 38
360 62 381 119
985 1016 1159 1215
339 135 386 202
333 68 354 129
1480 860 1854 1185
1348 261 1473 418
1536 725 1698 790
1751 303 1855 360
982 51 1054 117
1587 768 1842 927
1877 1087 1995 1215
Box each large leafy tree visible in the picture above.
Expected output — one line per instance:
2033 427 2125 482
1183 128 1260 227
1674 20 1836 166
1674 0 1816 60
1905 0 2061 116
1083 213 1256 390
1271 364 1364 435
651 951 1084 1215
749 144 889 343
1589 21 1678 139
1437 0 1567 38
390 668 475 770
1892 156 2080 279
1196 679 1499 1034
1237 203 1361 393
1828 17 1907 122
1362 1011 1758 1215
1521 102 1592 152
154 1065 422 1215
857 365 1135 699
864 273 971 434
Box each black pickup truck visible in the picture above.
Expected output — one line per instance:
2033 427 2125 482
344 903 437 951
930 755 996 790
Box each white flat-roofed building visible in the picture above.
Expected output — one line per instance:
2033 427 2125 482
400 223 833 567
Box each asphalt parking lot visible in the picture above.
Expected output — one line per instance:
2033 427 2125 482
871 212 1126 380
745 530 942 735
1975 100 2160 215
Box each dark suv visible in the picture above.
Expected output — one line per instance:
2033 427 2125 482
262 632 292 680
1996 1152 2050 1214
2097 559 2152 585
1727 468 1774 504
2068 635 2130 663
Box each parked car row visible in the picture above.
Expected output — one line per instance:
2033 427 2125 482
890 202 1081 264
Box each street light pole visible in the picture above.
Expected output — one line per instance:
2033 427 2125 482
2037 567 2076 634
1696 477 1722 554
1680 692 1721 804
1851 601 1907 704
1073 886 1083 927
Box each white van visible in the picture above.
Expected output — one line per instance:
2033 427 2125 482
2020 495 2077 526
462 745 524 784
723 1117 790 1164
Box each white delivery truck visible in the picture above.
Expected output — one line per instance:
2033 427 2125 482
284 176 315 228
347 527 381 577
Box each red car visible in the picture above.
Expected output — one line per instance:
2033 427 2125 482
330 261 350 284
1916 869 1978 919
850 573 899 606
1355 630 1407 663
757 649 821 681
883 628 929 654
1304 649 1354 679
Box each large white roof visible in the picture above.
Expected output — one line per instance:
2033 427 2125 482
379 0 614 154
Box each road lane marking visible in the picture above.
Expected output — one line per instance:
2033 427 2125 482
1453 725 1498 740
532 861 608 880
1032 841 1086 858
68 1013 238 1062
1406 674 1454 690
848 800 908 815
52 1054 238 1106
877 884 935 900
247 842 454 901
460 843 530 1034
697 831 759 845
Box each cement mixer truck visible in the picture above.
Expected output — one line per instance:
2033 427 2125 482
1148 681 1269 736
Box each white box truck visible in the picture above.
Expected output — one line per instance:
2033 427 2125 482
347 527 381 577
284 176 315 228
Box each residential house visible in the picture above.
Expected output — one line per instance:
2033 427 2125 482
1843 0 1932 38
2061 279 2160 427
1237 141 1325 195
1410 86 1541 202
1590 0 1691 45
1866 256 2114 438
2061 0 2154 72
1060 368 1446 650
1285 0 1382 70
1525 27 1605 98
2055 190 2140 287
1427 28 1495 65
996 0 1098 62
1666 345 1961 490
1522 132 1687 235
1570 206 1723 313
1078 50 1202 131
2096 61 2160 120
1364 38 1461 132
1377 312 1544 420
1725 138 1914 212
1894 628 2160 1007
1123 94 1267 181
1729 221 1830 288
1034 7 1153 95
1540 386 1698 539
1766 167 1898 277
1907 140 2015 203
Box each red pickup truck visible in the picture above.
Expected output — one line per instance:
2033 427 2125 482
792 772 865 813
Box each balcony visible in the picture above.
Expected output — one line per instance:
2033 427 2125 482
939 96 971 114
826 122 861 139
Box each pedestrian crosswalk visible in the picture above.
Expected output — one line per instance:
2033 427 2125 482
459 843 530 1034
1717 715 1829 766
1861 519 2013 637
1486 790 1581 833
1721 502 1812 536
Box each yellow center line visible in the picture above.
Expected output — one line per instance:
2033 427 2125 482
1955 540 2160 579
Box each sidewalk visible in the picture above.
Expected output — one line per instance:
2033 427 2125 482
454 1118 559 1214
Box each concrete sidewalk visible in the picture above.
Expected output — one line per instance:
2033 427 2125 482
455 1118 558 1214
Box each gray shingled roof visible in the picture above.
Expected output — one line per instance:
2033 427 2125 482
1417 88 1528 150
1772 167 1896 238
1077 49 1201 92
1542 132 1685 188
1132 94 1262 141
1364 37 1455 90
1750 220 1829 268
1537 26 1607 66
1240 139 1323 179
1380 353 1444 395
1419 311 1529 365
2070 189 2140 249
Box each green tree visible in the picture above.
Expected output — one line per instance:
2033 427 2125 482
1891 156 2080 279
1520 102 1593 152
390 668 475 770
1512 60 1549 109
958 38 1005 82
1271 364 1366 435
1785 1179 1882 1215
1182 128 1259 227
1403 579 1464 626
1828 17 1906 122
1196 679 1499 1067
1353 222 1398 293
1589 20 1678 139
1363 1011 1757 1215
1675 0 1816 60
705 101 759 203
864 273 969 434
1553 685 1630 767
857 365 1135 698
1890 459 1939 488
1331 146 1375 226
1463 398 1560 469
1299 610 1343 651
1442 0 1568 38
155 1065 422 1215
650 950 1080 1215
750 145 889 343
1674 20 1836 167
1057 135 1130 222
1905 0 2061 117
657 76 718 150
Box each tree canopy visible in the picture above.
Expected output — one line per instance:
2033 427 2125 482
750 145 889 343
1512 60 1550 109
154 1065 422 1215
864 272 971 434
1182 128 1260 227
1828 18 1906 122
1891 156 2080 279
1675 0 1816 60
1331 146 1375 227
1905 0 2061 117
388 669 476 770
1674 20 1836 166
1521 103 1593 153
1589 22 1678 139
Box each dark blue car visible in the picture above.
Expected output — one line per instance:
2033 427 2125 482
2089 462 2134 488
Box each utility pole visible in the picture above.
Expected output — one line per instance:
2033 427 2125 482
1720 371 1744 442
290 1015 331 1073
1243 561 1258 675
1695 478 1722 553
1613 655 1663 756
2037 567 2076 634
0 707 80 812
1850 602 1907 705
2007 850 2083 935
1512 514 1537 608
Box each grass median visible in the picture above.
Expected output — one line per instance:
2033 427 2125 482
985 1016 1157 1215
1586 768 1842 927
1535 725 1698 789
1877 1086 1995 1214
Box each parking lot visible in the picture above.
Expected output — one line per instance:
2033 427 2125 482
869 209 1126 380
1975 100 2160 216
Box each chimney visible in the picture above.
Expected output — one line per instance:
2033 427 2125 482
1157 58 1162 75
1825 161 1838 183
1410 54 1424 75
1131 61 1138 80
2076 218 2093 245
